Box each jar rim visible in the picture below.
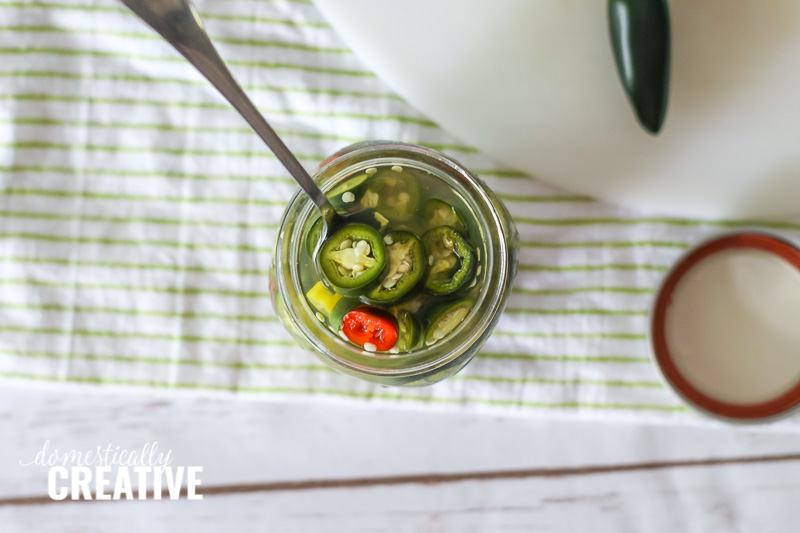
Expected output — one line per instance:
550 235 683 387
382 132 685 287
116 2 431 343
650 230 800 423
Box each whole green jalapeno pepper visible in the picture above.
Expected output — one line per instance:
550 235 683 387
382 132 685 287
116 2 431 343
608 0 671 134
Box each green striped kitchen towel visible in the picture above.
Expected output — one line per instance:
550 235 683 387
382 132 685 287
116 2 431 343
1 0 799 428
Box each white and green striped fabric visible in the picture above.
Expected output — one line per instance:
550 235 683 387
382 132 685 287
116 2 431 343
2 0 799 428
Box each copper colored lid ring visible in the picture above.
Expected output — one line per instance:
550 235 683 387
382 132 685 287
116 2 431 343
651 232 800 421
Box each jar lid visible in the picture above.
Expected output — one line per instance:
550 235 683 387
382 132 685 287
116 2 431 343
651 232 800 422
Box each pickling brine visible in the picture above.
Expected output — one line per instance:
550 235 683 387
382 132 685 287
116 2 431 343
300 164 483 355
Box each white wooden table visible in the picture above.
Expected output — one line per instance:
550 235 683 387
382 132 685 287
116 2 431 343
1 382 799 532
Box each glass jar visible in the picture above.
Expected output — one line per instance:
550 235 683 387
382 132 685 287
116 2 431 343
270 141 519 386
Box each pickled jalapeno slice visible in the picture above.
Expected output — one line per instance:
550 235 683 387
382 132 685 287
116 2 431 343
341 306 398 352
422 226 475 296
360 166 420 222
327 172 370 211
305 216 324 258
329 297 362 330
389 292 430 316
364 231 426 304
318 223 387 295
424 298 474 346
423 199 468 235
394 310 420 352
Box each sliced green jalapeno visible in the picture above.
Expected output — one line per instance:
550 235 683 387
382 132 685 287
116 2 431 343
423 199 468 235
421 226 475 296
327 172 370 211
318 223 387 295
304 216 323 258
360 166 420 222
364 230 426 304
329 297 362 330
424 298 473 346
395 310 421 352
389 292 430 316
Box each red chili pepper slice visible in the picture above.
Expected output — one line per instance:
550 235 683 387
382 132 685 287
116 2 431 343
342 307 398 351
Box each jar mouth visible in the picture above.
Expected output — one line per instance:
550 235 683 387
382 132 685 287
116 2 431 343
650 231 800 423
274 142 514 378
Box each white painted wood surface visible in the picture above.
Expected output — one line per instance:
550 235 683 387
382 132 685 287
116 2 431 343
1 382 800 531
